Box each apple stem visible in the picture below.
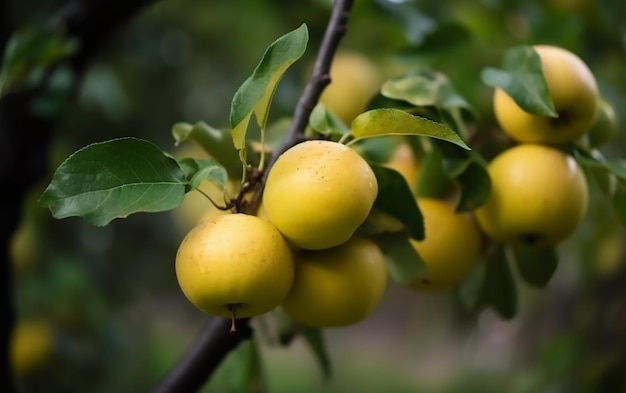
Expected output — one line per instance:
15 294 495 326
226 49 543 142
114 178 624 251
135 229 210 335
228 304 239 334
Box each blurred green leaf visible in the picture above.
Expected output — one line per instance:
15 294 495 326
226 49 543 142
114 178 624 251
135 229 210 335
574 148 626 189
215 339 266 393
481 245 518 319
374 232 427 285
172 121 243 179
381 70 474 115
481 45 557 117
349 108 470 150
229 24 309 163
177 157 228 193
0 26 78 96
39 137 186 226
300 326 332 380
457 257 486 312
415 147 453 199
510 245 559 289
308 103 350 140
370 164 424 241
413 22 472 54
444 155 491 212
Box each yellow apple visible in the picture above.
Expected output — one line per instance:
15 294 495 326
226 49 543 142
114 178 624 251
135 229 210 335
475 144 588 247
319 51 380 124
281 237 387 327
383 142 420 191
409 198 484 291
175 214 295 324
493 45 599 145
263 140 378 250
11 319 55 376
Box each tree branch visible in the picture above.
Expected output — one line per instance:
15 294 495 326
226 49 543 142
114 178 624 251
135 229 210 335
151 318 253 393
149 1 356 392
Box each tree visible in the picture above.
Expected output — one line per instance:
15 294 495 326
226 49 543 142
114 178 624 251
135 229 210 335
5 0 626 392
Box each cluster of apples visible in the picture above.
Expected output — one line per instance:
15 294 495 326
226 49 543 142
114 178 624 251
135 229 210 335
175 139 387 330
476 45 610 248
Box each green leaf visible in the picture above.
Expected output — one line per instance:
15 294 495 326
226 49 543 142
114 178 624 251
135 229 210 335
574 148 626 189
415 147 453 199
300 326 332 380
510 246 559 289
370 164 424 240
381 70 474 114
457 258 486 312
172 121 244 180
213 339 266 393
444 156 491 212
177 157 228 193
39 137 186 226
481 245 518 319
0 25 78 96
373 232 427 285
481 45 557 117
349 108 470 150
229 24 309 160
308 103 350 141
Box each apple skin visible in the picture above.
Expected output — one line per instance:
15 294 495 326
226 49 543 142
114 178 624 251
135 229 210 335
494 45 599 145
475 144 588 248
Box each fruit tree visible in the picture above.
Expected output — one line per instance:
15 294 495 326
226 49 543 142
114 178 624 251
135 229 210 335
4 0 626 392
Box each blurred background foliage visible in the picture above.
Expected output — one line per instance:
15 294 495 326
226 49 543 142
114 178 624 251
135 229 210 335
7 0 626 392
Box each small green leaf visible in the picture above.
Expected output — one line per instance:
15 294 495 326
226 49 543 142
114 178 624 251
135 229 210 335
172 121 243 179
308 103 350 140
370 164 424 240
445 157 491 212
510 246 559 289
39 137 186 226
415 147 453 199
214 339 266 393
350 108 470 150
481 45 557 117
457 258 487 312
373 232 427 285
574 148 626 189
229 24 309 161
0 25 78 96
481 245 518 319
300 326 332 380
381 70 473 114
177 157 228 192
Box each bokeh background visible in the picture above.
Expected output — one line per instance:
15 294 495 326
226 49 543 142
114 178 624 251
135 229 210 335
8 0 626 392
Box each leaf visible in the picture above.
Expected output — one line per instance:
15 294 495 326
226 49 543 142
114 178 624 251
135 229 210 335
574 148 626 189
308 103 350 141
415 147 453 199
177 157 228 192
481 246 518 319
39 137 186 226
370 164 424 240
214 339 266 393
0 25 78 96
457 258 487 312
373 232 427 285
172 121 243 179
350 108 470 150
300 326 332 380
510 245 559 289
381 70 474 114
443 155 491 212
229 24 309 160
481 45 557 117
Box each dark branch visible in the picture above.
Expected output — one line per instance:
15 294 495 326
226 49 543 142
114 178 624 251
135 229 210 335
151 318 253 393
